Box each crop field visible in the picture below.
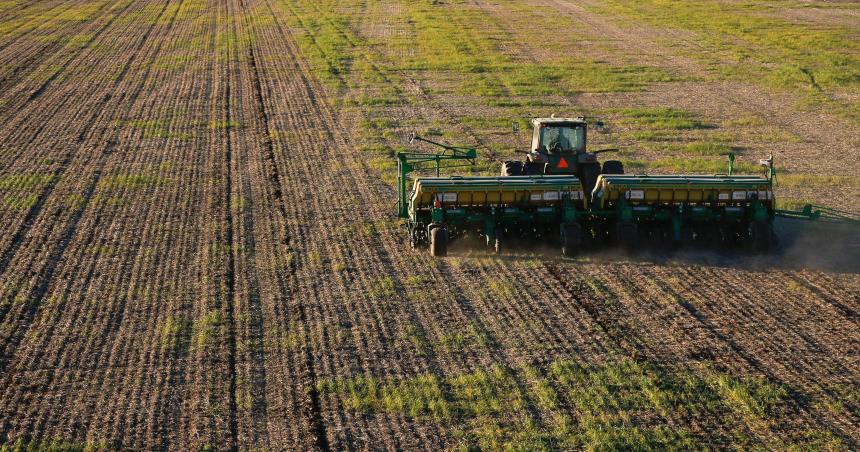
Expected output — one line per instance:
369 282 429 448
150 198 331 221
0 0 858 450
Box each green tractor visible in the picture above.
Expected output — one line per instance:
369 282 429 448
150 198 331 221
501 117 623 195
396 117 857 257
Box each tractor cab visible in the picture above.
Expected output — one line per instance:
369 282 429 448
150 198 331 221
533 118 586 155
502 117 623 195
530 118 587 175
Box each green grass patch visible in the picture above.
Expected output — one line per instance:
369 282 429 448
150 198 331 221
55 3 102 22
777 174 860 190
126 119 192 140
725 115 766 127
160 315 192 352
97 174 170 191
345 95 402 107
368 276 396 300
0 174 56 190
487 279 515 299
3 194 38 210
590 0 860 120
438 325 491 352
64 34 94 50
404 323 430 356
706 373 787 418
317 373 450 419
626 130 678 142
615 107 710 130
193 309 224 350
617 156 761 175
359 117 398 132
1 437 108 452
682 142 734 156
319 358 839 450
208 120 241 130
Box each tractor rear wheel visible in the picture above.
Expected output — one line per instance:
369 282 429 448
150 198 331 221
523 161 545 175
430 227 448 257
602 160 624 175
750 220 772 253
616 221 639 251
561 223 582 256
582 162 601 195
501 160 523 176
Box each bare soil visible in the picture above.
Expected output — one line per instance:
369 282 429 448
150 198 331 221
0 0 858 449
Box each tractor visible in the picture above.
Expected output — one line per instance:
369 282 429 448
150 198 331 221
395 117 858 257
500 117 623 196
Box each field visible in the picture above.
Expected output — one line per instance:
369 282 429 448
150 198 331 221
0 0 859 450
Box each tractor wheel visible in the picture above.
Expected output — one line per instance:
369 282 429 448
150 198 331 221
430 227 448 257
501 160 523 177
523 161 545 175
410 225 425 250
616 221 639 251
602 160 624 175
582 162 601 196
561 223 582 256
750 220 772 253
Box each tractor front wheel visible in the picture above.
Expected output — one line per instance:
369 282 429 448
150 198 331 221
602 160 624 175
430 226 448 257
582 162 602 195
523 161 545 175
501 161 523 176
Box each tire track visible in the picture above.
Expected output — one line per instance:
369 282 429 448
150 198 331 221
220 0 241 448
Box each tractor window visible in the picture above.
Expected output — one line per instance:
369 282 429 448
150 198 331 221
541 125 585 153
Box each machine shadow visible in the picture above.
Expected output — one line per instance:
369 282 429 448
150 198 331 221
446 218 860 274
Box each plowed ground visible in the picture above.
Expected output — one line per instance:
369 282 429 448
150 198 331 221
0 0 858 450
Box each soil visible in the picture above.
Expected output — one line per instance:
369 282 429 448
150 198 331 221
0 0 857 449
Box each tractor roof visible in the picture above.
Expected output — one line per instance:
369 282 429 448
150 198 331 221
532 117 587 126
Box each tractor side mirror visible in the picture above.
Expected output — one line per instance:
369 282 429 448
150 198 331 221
594 121 608 133
512 122 520 134
408 131 417 143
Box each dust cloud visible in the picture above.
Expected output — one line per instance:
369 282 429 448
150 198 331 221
442 219 860 274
